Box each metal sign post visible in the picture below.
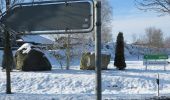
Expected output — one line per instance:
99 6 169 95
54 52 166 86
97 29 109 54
95 1 101 100
0 0 95 95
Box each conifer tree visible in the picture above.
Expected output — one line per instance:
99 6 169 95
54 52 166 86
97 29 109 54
114 32 126 70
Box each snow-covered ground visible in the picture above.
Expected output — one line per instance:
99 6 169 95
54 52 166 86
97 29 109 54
0 42 170 100
0 60 170 100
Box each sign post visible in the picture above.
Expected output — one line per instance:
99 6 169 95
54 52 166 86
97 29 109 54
0 0 95 95
95 1 101 100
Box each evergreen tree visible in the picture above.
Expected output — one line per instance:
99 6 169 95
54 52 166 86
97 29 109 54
114 32 126 70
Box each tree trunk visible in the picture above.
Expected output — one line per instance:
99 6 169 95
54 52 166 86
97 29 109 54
4 28 12 94
66 34 70 70
4 0 12 94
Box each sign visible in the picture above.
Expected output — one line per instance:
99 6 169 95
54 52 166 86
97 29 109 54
143 54 169 70
0 0 94 34
143 60 168 66
144 54 168 60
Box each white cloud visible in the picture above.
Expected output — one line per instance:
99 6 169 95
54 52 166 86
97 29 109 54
112 15 170 43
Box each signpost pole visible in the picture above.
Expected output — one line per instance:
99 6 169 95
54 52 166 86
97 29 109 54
95 1 101 100
4 0 12 94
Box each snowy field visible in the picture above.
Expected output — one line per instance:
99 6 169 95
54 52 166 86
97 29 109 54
0 60 170 100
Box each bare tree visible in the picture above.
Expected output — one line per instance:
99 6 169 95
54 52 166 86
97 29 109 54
0 0 41 14
0 0 37 94
135 0 170 15
1 0 13 95
66 34 70 70
145 27 154 47
164 36 170 48
0 0 4 14
131 33 137 43
101 0 113 43
0 0 19 13
145 27 164 48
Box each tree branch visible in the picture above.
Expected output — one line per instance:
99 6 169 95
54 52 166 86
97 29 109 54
135 0 170 15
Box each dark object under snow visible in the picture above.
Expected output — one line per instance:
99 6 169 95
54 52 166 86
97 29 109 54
15 49 52 71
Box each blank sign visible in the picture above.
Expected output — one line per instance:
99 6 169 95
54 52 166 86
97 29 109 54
0 0 94 34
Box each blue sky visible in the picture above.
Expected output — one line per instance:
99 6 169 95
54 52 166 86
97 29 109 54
108 0 170 43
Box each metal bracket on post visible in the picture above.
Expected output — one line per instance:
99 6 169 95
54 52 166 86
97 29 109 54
95 1 101 100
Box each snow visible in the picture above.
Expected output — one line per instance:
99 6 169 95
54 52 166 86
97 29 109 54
17 43 33 54
0 61 170 99
0 42 170 99
20 35 55 44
